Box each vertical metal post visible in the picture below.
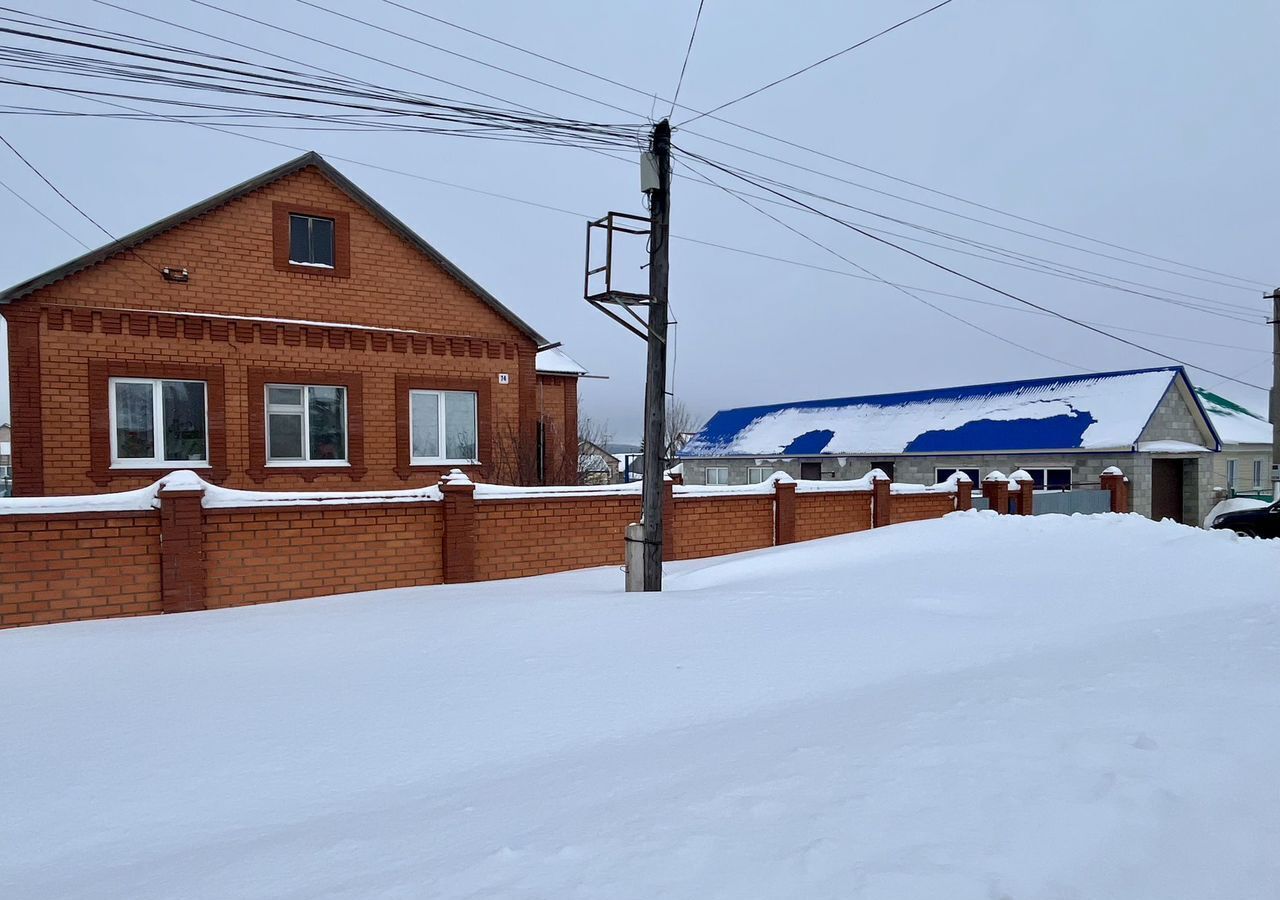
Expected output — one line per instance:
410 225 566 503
1269 289 1280 500
641 120 672 591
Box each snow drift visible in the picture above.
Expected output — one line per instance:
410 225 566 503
1 512 1278 899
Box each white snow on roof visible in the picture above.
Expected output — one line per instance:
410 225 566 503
1195 389 1272 447
693 369 1179 457
1136 440 1210 454
535 347 590 376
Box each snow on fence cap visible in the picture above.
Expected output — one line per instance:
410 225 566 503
867 467 890 482
983 470 1008 483
1101 466 1125 477
439 468 473 486
0 482 161 516
158 469 206 492
1009 469 1034 483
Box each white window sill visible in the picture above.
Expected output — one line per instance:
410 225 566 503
111 462 210 470
410 459 480 467
287 261 335 269
264 460 350 468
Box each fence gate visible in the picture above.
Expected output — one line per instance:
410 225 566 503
1033 490 1111 516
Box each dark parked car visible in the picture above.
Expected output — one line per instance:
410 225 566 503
1210 501 1280 539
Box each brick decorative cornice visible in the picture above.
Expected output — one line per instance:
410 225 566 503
41 304 524 361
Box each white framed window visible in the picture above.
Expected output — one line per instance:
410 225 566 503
109 377 208 468
288 214 335 267
705 466 728 486
1018 467 1072 491
935 467 980 485
746 466 771 484
409 390 479 464
1226 458 1238 488
1254 459 1264 488
265 384 347 465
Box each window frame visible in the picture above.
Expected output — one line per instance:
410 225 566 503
287 213 336 268
746 466 771 484
1020 466 1073 491
263 383 349 467
1253 459 1264 489
272 203 350 278
108 376 210 469
1226 458 1237 488
408 388 480 465
705 466 729 486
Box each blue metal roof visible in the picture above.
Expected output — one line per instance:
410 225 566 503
682 367 1220 458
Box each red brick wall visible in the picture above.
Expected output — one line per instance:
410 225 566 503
472 496 640 580
794 491 874 541
202 503 445 608
0 511 161 628
890 493 957 525
6 165 573 496
671 495 775 560
0 477 985 629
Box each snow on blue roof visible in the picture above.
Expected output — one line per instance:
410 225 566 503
682 367 1204 458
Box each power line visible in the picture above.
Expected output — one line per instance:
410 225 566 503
671 161 1263 322
669 0 706 117
361 0 1270 289
679 0 956 126
680 146 1270 391
5 86 1267 373
34 2 1260 310
676 157 1087 372
0 172 91 247
61 0 1260 297
0 131 174 279
670 232 1270 353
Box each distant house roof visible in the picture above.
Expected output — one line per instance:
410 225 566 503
1195 388 1272 447
0 151 549 346
682 367 1220 458
536 347 591 377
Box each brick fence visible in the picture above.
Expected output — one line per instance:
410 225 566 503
0 468 1127 629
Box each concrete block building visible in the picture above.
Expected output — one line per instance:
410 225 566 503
680 367 1223 526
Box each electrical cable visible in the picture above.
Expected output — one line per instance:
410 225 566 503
679 0 956 125
680 146 1271 391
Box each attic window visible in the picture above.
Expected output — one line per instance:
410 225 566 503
289 214 335 267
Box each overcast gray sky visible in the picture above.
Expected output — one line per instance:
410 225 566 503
1 0 1276 439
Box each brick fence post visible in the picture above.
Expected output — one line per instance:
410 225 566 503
662 476 677 561
982 471 1010 514
955 475 973 511
668 471 684 485
1100 467 1130 513
440 469 476 584
774 476 796 544
158 473 206 613
871 469 891 528
1010 470 1035 515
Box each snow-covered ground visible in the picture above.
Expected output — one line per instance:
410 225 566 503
2 511 1279 899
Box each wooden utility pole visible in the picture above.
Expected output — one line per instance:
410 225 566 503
1269 288 1280 500
640 119 672 590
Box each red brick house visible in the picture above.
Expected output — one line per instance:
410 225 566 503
1 152 587 496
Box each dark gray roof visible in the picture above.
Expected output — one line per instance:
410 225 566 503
0 151 548 345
